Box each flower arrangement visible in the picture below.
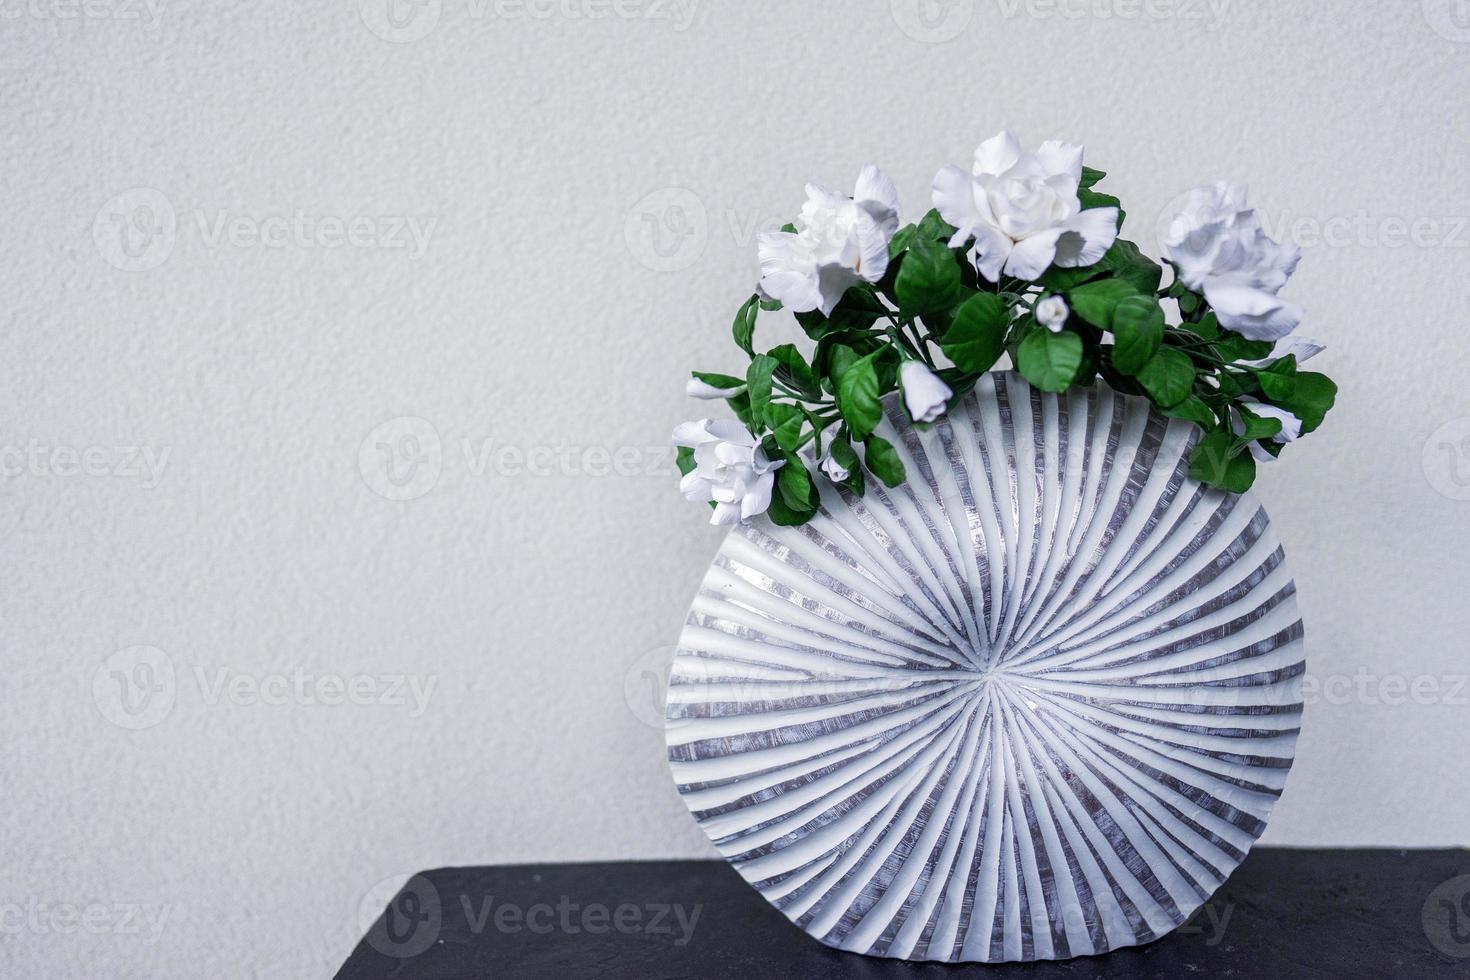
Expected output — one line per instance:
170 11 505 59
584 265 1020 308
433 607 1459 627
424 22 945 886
673 130 1337 527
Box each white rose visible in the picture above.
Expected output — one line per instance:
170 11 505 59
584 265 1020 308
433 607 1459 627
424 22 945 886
757 164 901 316
932 130 1119 282
672 419 785 526
1035 295 1069 333
685 376 745 399
900 360 952 423
1164 182 1303 341
819 453 850 483
1243 334 1324 368
1231 399 1302 462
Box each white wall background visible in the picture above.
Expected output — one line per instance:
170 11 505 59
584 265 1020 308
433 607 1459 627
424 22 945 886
2 1 1468 976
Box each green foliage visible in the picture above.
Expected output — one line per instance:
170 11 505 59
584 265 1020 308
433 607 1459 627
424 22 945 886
894 238 962 314
1017 329 1083 392
678 157 1336 522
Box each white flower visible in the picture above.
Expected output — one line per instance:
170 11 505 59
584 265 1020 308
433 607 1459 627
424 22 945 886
820 453 850 483
900 360 952 423
1035 295 1069 333
1243 334 1324 368
672 419 784 526
757 164 901 316
1231 399 1302 462
932 130 1118 282
686 376 745 399
1164 182 1303 341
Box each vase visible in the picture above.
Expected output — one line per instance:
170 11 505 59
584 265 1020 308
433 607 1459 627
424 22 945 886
665 371 1304 963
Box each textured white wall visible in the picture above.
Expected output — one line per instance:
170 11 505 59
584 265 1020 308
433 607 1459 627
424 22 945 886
2 1 1468 976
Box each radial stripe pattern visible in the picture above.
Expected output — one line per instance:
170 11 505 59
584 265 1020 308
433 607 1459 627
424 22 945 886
666 373 1305 963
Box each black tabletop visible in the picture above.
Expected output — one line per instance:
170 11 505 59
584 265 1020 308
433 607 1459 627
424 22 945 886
336 848 1470 979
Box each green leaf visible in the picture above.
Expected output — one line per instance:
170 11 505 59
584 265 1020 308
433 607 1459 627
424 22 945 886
775 456 819 512
1161 394 1216 430
1078 187 1123 228
1135 348 1195 407
1251 357 1297 401
1080 166 1106 190
1273 371 1336 434
1100 239 1163 294
1016 329 1084 393
1188 429 1257 493
916 208 958 241
765 402 806 452
758 296 783 312
1177 289 1200 315
940 292 1009 373
690 370 745 391
746 354 777 422
1066 278 1138 330
894 237 962 314
1109 295 1165 374
827 431 865 495
794 287 885 340
863 434 906 487
1214 331 1274 362
726 390 755 429
835 352 883 439
767 344 821 399
1234 404 1283 440
732 294 758 356
888 224 917 258
675 445 696 477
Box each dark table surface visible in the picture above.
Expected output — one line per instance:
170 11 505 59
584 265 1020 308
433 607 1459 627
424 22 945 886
336 848 1470 979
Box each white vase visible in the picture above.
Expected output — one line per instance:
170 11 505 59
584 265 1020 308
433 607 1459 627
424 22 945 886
666 372 1304 963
